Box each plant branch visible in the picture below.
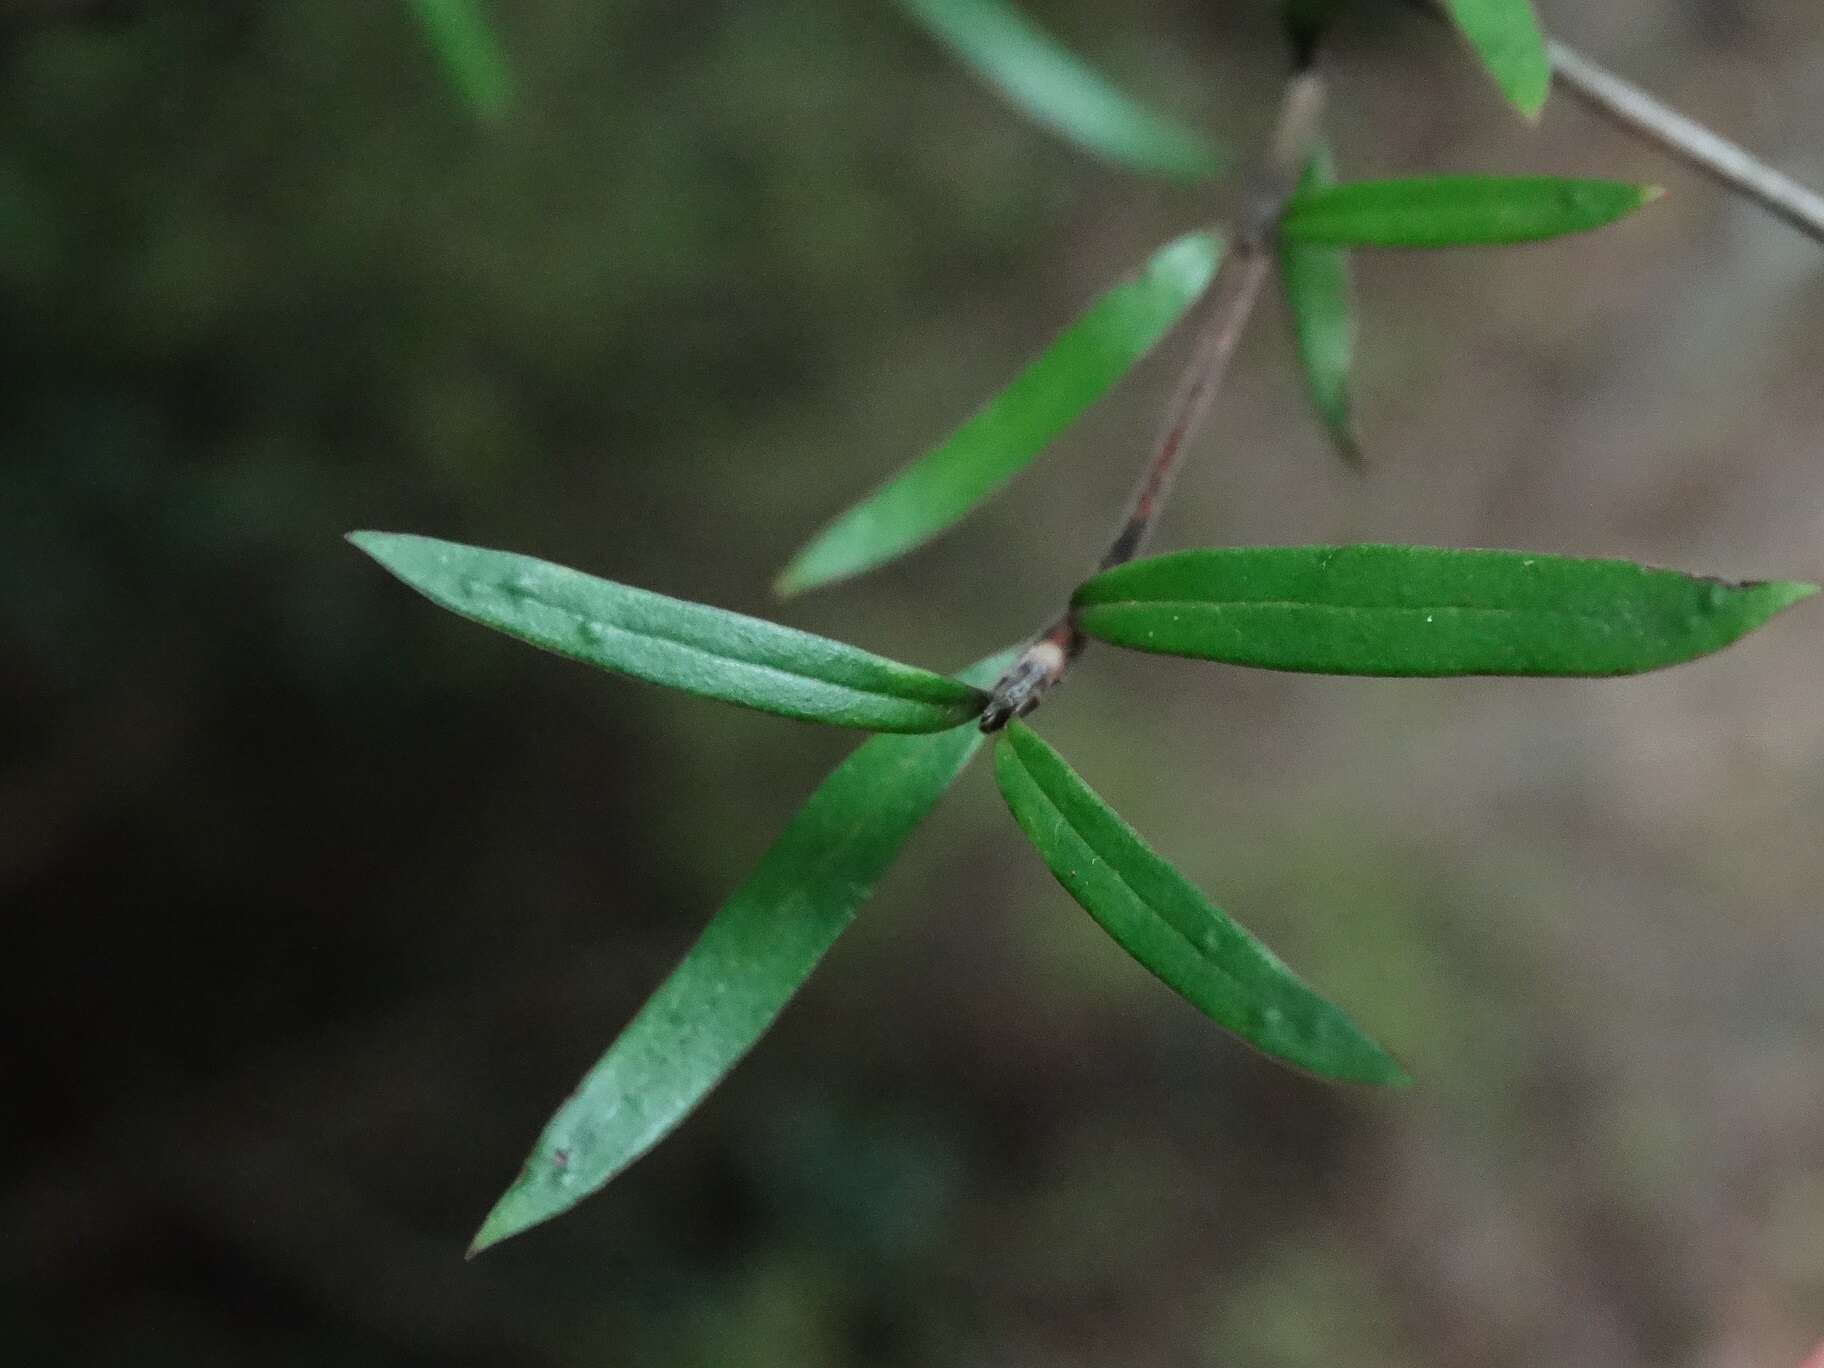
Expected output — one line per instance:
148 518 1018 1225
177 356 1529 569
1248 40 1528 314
1404 0 1824 245
1545 39 1824 246
979 72 1328 732
1095 250 1275 577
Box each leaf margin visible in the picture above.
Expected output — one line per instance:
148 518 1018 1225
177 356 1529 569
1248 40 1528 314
992 721 1408 1087
892 0 1227 180
1278 142 1363 467
775 230 1224 597
1280 175 1661 248
1439 0 1553 119
469 649 1020 1254
349 531 988 732
1072 544 1817 678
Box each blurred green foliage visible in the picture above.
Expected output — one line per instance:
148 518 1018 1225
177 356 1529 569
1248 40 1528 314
408 0 514 120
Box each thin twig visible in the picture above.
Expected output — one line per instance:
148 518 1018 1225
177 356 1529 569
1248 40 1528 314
1095 250 1274 578
979 72 1329 732
1545 39 1824 246
1405 0 1824 245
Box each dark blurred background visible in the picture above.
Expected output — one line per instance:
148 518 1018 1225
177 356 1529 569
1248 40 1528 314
5 2 1823 1364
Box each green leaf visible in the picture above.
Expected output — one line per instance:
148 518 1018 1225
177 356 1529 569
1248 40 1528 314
1278 145 1361 467
1439 0 1551 118
777 231 1224 596
470 651 1015 1253
349 532 987 731
892 0 1226 180
1073 545 1816 677
993 723 1404 1085
406 0 514 120
1281 176 1659 247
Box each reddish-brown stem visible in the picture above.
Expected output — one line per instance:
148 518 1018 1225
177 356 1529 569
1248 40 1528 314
1096 249 1273 576
980 72 1327 733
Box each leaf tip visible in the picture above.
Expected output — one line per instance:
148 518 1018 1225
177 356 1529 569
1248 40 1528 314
1324 1036 1410 1090
770 563 809 600
773 525 872 600
1514 86 1549 123
346 529 404 569
346 529 418 576
1639 183 1668 207
466 1191 529 1259
1764 579 1819 614
1489 49 1550 121
1156 228 1226 289
1317 1022 1410 1089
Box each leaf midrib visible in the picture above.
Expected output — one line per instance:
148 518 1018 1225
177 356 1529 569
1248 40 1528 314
551 733 975 1178
498 583 979 717
755 735 974 899
1007 741 1260 1004
1080 597 1659 630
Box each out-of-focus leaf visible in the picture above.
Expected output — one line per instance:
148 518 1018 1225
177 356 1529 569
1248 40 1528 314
893 0 1226 180
1439 0 1551 118
1281 176 1659 247
470 651 1017 1254
1073 545 1816 676
349 532 986 731
406 0 514 119
1278 144 1361 467
993 723 1405 1085
776 232 1223 596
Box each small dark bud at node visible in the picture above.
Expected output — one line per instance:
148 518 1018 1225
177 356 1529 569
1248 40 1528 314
979 640 1067 732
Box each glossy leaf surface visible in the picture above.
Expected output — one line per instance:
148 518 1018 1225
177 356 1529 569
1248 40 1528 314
471 653 1016 1253
1281 176 1657 247
350 532 986 731
1439 0 1551 118
777 232 1223 595
406 0 513 119
994 724 1404 1085
1074 545 1816 677
1278 145 1361 466
893 0 1226 179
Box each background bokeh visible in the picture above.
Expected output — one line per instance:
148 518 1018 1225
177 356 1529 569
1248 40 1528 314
5 2 1823 1365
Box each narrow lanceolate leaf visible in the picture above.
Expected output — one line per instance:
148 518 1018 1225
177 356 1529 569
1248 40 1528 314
1281 177 1659 248
1278 145 1361 467
350 532 987 731
893 0 1226 180
470 651 1015 1253
1439 0 1551 119
777 232 1223 596
994 723 1404 1085
1073 545 1817 677
406 0 514 119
